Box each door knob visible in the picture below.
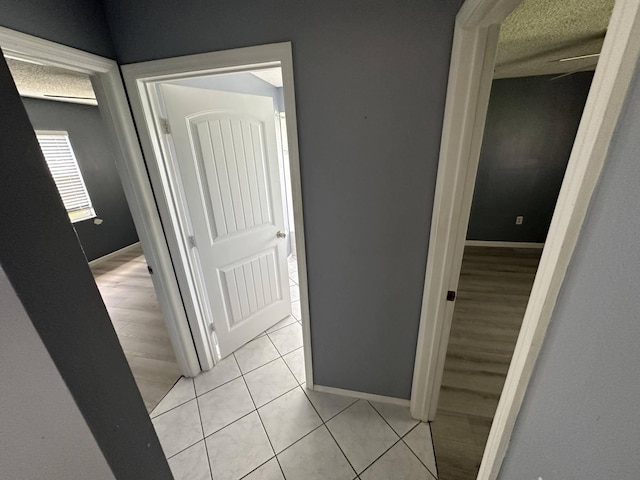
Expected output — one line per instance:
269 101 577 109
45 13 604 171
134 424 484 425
276 231 287 239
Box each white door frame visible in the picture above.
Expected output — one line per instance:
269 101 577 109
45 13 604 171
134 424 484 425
0 27 202 376
410 0 640 478
121 43 314 386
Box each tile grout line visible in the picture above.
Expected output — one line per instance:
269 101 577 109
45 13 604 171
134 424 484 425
238 349 288 479
364 393 439 478
357 436 403 478
250 330 295 480
198 381 302 443
265 314 299 335
368 400 406 438
295 381 359 478
148 375 185 418
162 367 419 478
260 331 339 479
161 295 425 479
400 437 437 480
322 418 360 478
400 424 439 479
367 400 439 477
348 400 405 476
159 336 297 463
193 380 215 480
428 420 440 479
151 331 297 420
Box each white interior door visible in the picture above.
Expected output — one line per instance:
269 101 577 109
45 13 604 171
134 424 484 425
160 83 291 358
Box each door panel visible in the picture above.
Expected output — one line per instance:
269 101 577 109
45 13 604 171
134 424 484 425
192 115 274 240
161 83 291 358
221 248 282 326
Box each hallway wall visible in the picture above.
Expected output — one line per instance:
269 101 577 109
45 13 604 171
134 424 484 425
0 266 115 480
102 0 464 399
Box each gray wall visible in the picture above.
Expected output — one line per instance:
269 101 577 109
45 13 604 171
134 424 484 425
0 266 115 480
0 0 114 58
468 72 593 243
499 60 640 479
0 53 171 480
103 0 464 399
22 97 139 261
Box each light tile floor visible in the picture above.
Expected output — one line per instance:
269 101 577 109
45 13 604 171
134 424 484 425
150 256 438 479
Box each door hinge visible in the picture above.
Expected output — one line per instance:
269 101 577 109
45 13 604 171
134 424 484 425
446 290 456 302
160 117 171 134
210 325 221 359
187 235 197 248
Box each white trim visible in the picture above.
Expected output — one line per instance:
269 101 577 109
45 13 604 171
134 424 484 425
313 385 411 407
21 93 98 106
121 43 314 385
410 0 640 479
465 240 544 249
88 242 141 267
0 26 201 377
409 4 506 424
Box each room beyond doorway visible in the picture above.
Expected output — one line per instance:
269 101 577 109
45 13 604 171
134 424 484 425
91 245 180 411
411 0 628 478
5 52 183 413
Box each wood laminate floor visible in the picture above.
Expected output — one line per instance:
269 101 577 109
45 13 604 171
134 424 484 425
91 245 180 412
432 246 542 480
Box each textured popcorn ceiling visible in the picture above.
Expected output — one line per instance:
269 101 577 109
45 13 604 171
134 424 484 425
496 0 615 79
6 57 96 104
3 0 615 95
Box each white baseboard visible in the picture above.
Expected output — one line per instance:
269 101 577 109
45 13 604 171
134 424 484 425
88 242 141 267
465 240 545 249
312 384 411 407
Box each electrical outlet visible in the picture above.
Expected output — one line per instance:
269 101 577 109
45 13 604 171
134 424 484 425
515 215 524 225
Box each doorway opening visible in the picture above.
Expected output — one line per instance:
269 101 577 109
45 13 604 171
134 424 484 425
431 1 611 476
123 45 311 378
3 53 181 412
410 0 640 478
122 45 342 477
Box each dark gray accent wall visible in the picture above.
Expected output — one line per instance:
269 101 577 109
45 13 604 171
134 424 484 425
468 72 593 243
499 61 640 479
0 54 171 480
103 0 464 399
0 0 114 58
22 98 139 262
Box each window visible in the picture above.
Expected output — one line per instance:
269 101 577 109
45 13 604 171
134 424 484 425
35 131 96 223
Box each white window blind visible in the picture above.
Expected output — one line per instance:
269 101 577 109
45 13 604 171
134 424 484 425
35 131 96 223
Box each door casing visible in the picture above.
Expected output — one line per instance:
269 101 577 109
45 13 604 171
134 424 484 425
122 43 314 385
0 26 202 378
410 0 640 478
